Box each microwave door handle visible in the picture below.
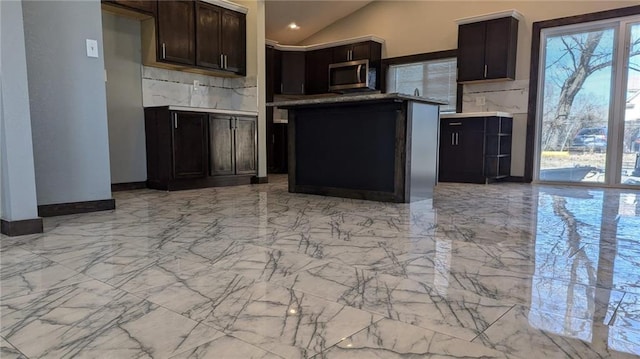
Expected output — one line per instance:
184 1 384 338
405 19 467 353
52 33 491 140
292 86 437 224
356 64 363 83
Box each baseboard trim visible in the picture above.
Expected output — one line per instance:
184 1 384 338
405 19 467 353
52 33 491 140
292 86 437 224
38 199 116 217
251 176 269 184
1 218 44 236
111 182 147 192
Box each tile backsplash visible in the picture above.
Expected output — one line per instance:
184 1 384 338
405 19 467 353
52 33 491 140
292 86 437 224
141 66 258 112
462 79 529 114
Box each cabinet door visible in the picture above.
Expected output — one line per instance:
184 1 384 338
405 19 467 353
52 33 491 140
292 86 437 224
332 45 351 63
439 128 464 182
457 21 486 82
209 116 235 176
172 112 207 179
221 10 246 74
439 119 485 183
485 17 518 80
350 42 371 61
457 125 485 182
196 2 222 70
281 51 306 94
305 48 333 94
235 117 257 175
157 0 195 65
273 49 283 94
266 47 275 101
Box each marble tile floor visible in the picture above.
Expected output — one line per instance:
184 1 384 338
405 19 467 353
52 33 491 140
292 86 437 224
1 176 640 358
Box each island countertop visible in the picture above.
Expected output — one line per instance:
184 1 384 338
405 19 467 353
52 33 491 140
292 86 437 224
267 92 447 108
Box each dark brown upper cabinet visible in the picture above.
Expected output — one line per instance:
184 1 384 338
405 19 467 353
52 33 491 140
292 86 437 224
457 16 518 83
153 0 246 75
305 48 333 95
195 1 223 70
221 10 246 74
280 51 306 95
157 1 195 66
195 2 246 74
270 40 382 95
331 41 381 63
102 0 156 16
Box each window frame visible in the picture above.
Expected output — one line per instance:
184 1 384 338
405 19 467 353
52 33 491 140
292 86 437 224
381 49 462 113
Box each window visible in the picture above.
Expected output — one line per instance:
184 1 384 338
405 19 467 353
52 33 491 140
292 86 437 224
386 57 457 113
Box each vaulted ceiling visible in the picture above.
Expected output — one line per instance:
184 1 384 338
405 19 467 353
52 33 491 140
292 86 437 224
265 0 374 45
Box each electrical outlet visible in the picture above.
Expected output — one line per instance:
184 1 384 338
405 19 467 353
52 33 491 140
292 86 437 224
193 80 200 91
475 96 486 106
86 39 98 58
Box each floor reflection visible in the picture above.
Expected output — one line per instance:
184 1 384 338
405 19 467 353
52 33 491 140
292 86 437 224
529 187 640 356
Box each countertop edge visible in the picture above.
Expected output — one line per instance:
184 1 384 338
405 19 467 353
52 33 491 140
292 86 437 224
159 106 258 117
440 111 513 119
268 93 446 108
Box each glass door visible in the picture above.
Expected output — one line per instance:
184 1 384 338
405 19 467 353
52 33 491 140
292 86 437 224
537 24 616 184
535 16 640 186
620 22 640 186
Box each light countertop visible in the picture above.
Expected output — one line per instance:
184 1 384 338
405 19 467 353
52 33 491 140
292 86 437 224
268 93 447 108
164 106 258 117
440 111 513 119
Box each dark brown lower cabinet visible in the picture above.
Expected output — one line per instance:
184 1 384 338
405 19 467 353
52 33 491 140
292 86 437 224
209 115 257 176
145 107 257 190
438 116 512 183
172 112 208 179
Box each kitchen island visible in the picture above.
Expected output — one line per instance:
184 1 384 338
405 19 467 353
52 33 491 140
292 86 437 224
269 93 444 203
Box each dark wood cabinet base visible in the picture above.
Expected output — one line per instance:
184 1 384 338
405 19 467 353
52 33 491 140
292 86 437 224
147 175 254 191
1 218 44 237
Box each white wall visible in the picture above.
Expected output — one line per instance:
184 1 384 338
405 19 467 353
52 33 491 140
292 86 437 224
301 1 638 177
0 0 39 221
23 0 112 205
102 12 147 184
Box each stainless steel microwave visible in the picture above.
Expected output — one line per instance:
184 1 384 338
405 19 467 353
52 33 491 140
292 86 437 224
328 59 376 92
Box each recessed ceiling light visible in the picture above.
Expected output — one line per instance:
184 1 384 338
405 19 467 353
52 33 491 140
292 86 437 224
288 23 300 30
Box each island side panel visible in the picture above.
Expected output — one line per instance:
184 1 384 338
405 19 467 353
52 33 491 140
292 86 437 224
407 102 440 201
288 101 407 202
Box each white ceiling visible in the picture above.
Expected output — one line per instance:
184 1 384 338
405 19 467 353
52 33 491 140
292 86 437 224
265 0 374 45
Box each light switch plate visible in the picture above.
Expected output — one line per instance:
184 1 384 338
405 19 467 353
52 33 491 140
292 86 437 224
86 39 99 58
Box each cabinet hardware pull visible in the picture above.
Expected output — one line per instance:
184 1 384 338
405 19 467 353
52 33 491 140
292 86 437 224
174 114 177 129
224 55 228 69
484 64 488 78
356 65 363 83
348 50 352 61
448 122 462 126
455 133 459 145
221 54 224 68
451 133 455 145
280 83 284 93
272 134 275 144
301 83 304 93
162 43 166 59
